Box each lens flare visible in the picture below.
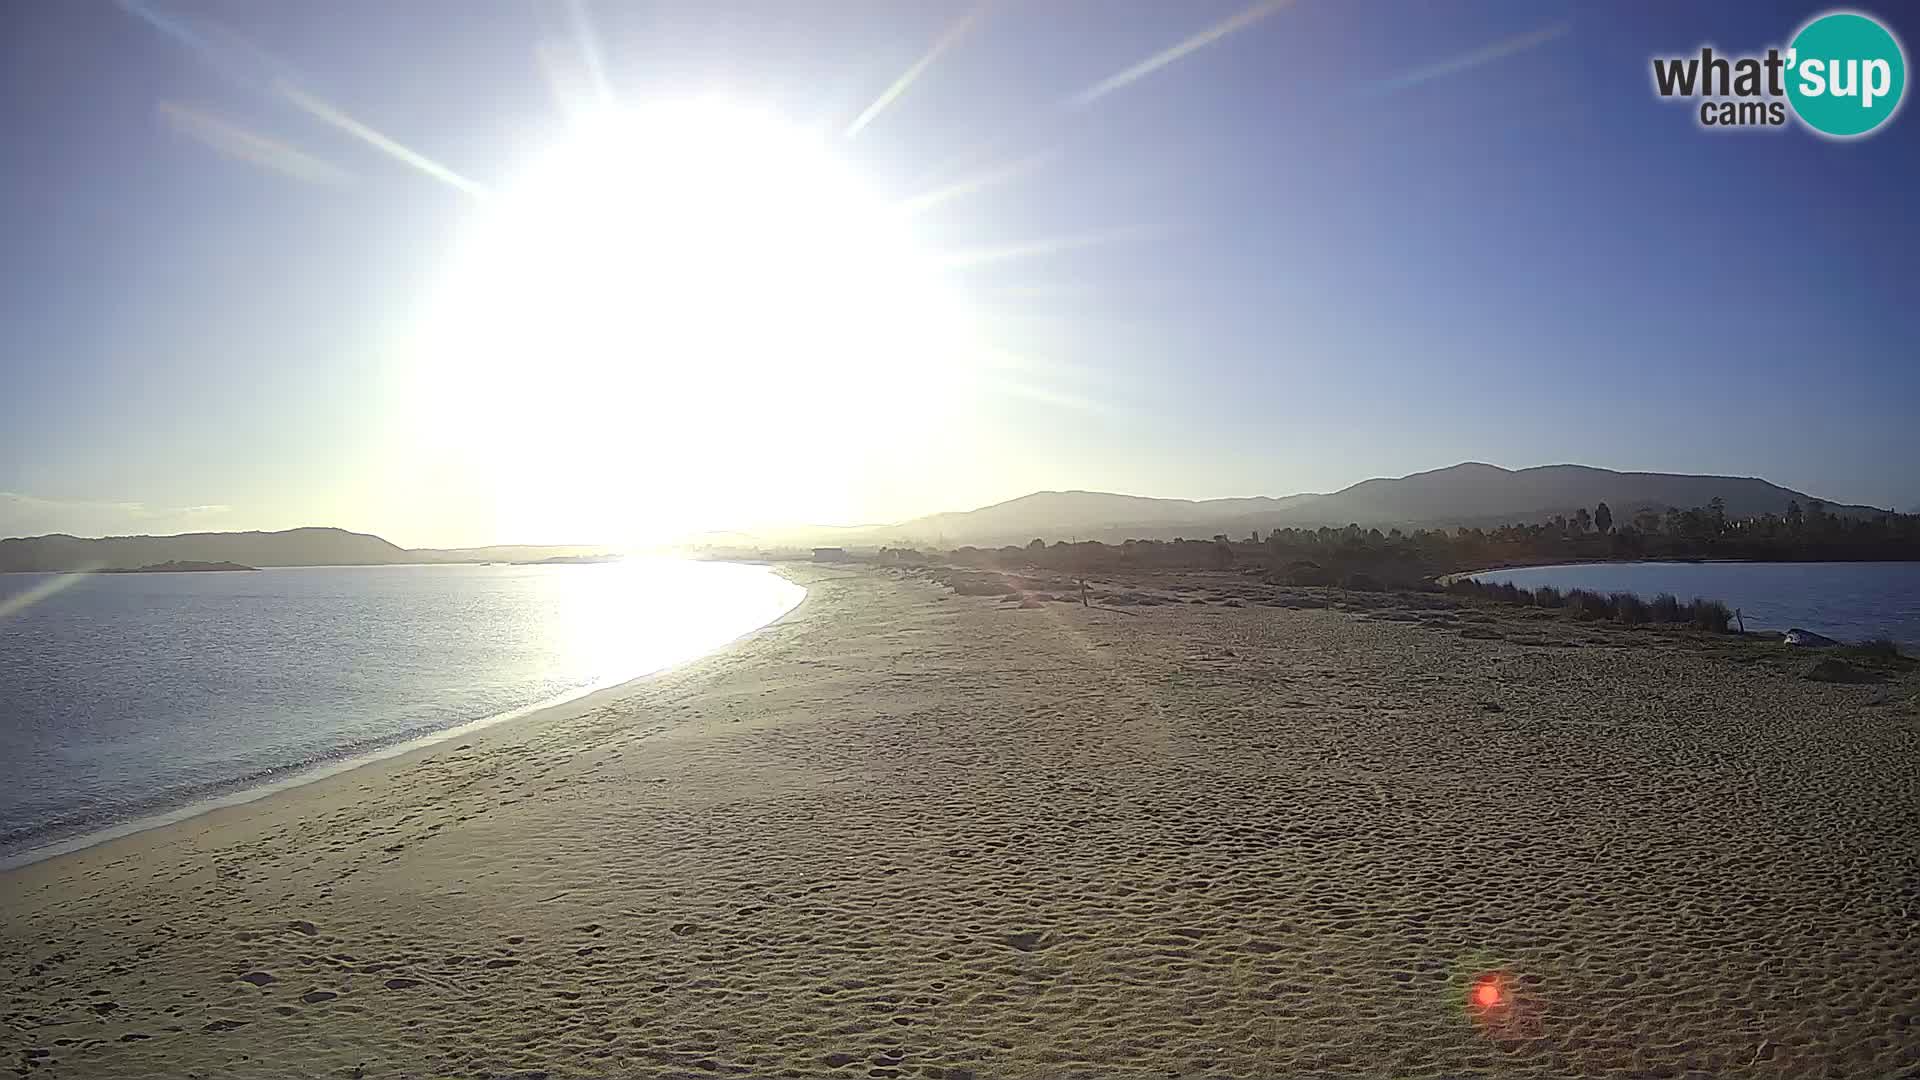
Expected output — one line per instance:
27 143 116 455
1463 968 1545 1045
0 572 91 621
1471 974 1505 1010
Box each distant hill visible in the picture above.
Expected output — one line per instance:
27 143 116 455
865 463 1887 547
0 528 628 574
0 527 410 573
94 561 258 574
407 544 620 564
1289 462 1883 527
890 490 1316 547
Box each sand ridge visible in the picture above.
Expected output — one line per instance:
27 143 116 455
3 566 1918 1078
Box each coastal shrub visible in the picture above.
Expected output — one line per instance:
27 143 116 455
1278 560 1336 586
1566 589 1611 621
1802 657 1876 684
1690 597 1733 632
1610 592 1650 625
1852 636 1904 660
1442 576 1736 634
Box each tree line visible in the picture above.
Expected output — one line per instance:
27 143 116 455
891 498 1920 586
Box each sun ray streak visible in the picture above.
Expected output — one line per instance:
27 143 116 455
1366 21 1572 97
937 225 1163 269
891 152 1054 217
567 0 615 107
117 0 256 88
1065 0 1294 109
157 102 353 186
972 282 1102 300
1013 594 1176 762
120 1 314 97
845 1 990 139
0 572 90 622
275 81 489 198
976 373 1124 417
975 345 1112 386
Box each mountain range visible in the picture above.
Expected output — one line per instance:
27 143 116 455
860 462 1887 548
0 463 1890 571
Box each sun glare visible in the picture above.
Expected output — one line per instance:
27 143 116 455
406 101 983 542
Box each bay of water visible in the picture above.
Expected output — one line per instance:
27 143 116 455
1469 561 1920 647
0 560 802 864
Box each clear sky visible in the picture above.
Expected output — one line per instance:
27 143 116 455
3 1 1916 547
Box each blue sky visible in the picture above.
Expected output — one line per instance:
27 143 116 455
2 1 1916 545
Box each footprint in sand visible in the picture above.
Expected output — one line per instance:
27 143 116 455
999 931 1052 952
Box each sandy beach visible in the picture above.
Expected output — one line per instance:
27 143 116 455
4 565 1917 1078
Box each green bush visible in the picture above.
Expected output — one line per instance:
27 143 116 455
1690 597 1732 632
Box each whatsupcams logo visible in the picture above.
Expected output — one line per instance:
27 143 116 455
1651 10 1906 137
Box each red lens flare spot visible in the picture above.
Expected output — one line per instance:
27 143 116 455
1470 974 1506 1010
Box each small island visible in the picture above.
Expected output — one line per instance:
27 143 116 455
95 561 260 574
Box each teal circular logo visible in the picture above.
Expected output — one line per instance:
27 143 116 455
1787 11 1907 137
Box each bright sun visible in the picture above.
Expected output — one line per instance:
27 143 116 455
406 101 982 543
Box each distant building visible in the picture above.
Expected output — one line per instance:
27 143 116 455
812 547 849 563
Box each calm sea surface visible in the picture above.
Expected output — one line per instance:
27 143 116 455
1469 561 1920 647
0 561 802 864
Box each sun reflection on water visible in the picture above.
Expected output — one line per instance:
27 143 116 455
544 559 804 692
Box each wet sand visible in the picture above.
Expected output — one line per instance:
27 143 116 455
4 565 1917 1078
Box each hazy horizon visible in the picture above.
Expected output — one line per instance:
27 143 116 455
5 1 1916 548
3 457 1904 551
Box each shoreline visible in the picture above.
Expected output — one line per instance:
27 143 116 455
0 565 808 872
1444 559 1920 643
1440 554 1920 582
1438 555 1775 585
4 566 1914 1078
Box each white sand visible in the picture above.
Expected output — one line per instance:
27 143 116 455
3 565 1917 1078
